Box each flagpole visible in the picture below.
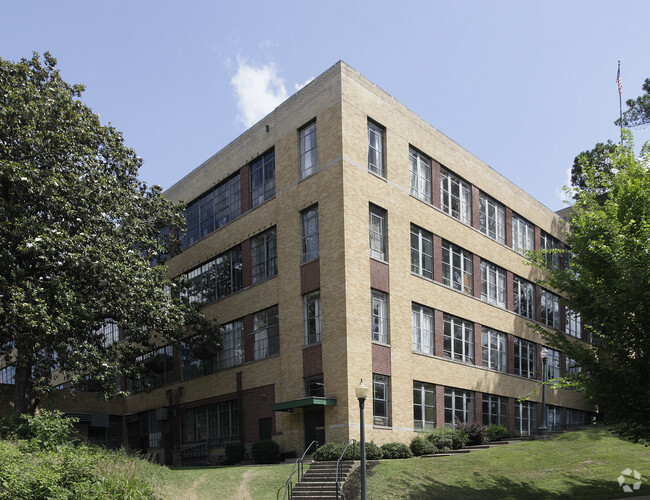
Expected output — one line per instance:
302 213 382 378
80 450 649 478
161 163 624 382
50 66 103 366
617 60 623 144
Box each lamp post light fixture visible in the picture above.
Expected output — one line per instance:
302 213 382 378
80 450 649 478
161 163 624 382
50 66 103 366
355 379 369 500
539 347 549 436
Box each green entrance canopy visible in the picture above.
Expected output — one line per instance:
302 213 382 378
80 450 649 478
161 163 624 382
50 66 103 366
270 397 337 412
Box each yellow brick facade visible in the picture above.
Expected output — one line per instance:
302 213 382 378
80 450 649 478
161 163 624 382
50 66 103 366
12 61 592 464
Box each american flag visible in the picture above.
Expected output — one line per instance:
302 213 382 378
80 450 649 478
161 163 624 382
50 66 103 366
617 63 622 96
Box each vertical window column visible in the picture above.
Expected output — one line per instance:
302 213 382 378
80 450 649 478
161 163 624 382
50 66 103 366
300 121 317 179
369 204 387 261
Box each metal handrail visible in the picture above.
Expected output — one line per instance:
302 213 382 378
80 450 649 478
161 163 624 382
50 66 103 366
335 439 357 500
280 440 319 500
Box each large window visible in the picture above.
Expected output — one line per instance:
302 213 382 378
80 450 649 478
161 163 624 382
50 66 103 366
251 150 275 208
409 148 431 203
547 406 562 432
251 227 277 284
512 214 534 255
541 290 560 329
412 303 434 355
444 387 475 425
304 291 321 345
368 120 385 177
182 246 242 304
413 381 435 430
515 400 537 436
98 319 119 347
566 356 581 374
371 290 389 344
410 224 433 279
540 231 561 269
482 328 507 372
513 276 535 319
369 205 387 260
442 242 473 295
181 320 244 379
565 308 581 338
481 260 506 308
133 346 174 391
483 394 508 427
441 168 471 225
544 347 561 380
300 121 317 179
373 374 391 426
514 337 537 379
301 205 319 262
479 193 505 244
0 364 15 385
185 400 239 444
305 375 324 397
253 306 279 360
183 174 241 248
443 314 474 364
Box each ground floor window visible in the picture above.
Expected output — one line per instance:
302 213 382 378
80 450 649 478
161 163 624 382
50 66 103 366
547 405 562 432
413 381 435 430
482 394 508 427
444 387 474 425
185 400 239 444
515 401 537 436
373 374 391 426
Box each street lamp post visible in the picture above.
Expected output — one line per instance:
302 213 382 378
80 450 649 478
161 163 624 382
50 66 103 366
539 348 548 436
355 379 369 500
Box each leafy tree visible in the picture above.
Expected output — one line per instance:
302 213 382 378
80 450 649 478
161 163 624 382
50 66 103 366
617 77 650 128
570 141 618 198
533 132 650 442
0 52 219 415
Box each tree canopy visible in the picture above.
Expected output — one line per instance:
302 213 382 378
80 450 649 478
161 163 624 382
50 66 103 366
617 77 650 128
534 132 650 442
0 52 218 415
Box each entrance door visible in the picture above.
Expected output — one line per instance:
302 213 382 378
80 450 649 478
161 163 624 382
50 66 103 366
304 407 325 450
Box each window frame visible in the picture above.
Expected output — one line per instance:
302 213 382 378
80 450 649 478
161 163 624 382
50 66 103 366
441 168 471 225
301 205 319 263
482 327 507 373
252 305 279 360
250 150 276 209
371 290 389 344
479 192 506 244
368 119 385 177
412 303 434 355
373 374 391 426
443 314 474 364
515 400 537 436
512 214 535 255
299 121 317 179
303 291 321 345
444 387 475 426
541 289 561 329
410 224 433 279
442 241 473 295
482 394 508 427
514 337 537 379
513 275 535 320
251 227 277 284
369 204 387 261
413 381 436 430
409 147 432 203
480 260 506 308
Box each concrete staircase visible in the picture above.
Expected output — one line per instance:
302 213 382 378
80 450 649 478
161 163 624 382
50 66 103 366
291 460 358 499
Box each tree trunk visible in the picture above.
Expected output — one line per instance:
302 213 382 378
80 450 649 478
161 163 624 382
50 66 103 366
13 355 38 415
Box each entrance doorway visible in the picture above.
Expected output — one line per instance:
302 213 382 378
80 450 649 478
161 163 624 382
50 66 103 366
304 407 325 450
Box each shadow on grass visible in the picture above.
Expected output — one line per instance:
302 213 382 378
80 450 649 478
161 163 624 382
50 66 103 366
390 470 642 500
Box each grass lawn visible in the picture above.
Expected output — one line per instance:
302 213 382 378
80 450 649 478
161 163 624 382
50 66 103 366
160 429 649 499
364 428 650 499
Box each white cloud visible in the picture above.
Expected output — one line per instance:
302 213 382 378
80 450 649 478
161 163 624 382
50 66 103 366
556 167 573 206
231 59 288 128
295 77 314 92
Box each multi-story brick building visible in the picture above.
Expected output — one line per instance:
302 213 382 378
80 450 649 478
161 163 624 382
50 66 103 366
0 61 593 464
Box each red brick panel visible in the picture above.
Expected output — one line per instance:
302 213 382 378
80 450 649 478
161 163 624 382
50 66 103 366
536 402 543 429
436 385 446 428
372 343 391 376
508 397 516 431
472 254 481 299
507 333 515 375
535 285 543 324
303 344 323 378
243 314 255 363
241 238 252 288
474 392 483 424
433 235 443 284
432 159 441 209
240 164 251 214
534 226 541 252
241 384 275 442
560 354 566 377
301 259 321 294
471 185 480 231
474 324 483 367
505 207 513 248
370 259 389 293
434 310 445 357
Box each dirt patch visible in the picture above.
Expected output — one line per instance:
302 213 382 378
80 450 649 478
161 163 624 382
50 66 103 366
235 469 254 500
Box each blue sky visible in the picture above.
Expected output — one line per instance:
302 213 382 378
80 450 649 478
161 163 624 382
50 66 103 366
2 0 649 210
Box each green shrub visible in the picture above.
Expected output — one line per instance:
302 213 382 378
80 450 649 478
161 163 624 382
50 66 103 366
410 436 437 456
313 441 383 461
457 421 487 445
0 409 79 451
251 439 280 464
225 440 245 464
380 442 412 459
426 427 453 451
485 424 509 442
